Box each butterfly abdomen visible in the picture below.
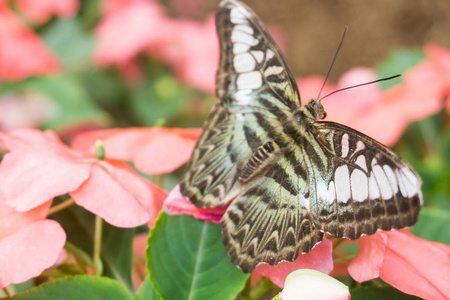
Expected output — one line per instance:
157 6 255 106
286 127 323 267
239 141 280 182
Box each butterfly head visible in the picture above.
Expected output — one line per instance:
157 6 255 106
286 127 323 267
301 98 327 121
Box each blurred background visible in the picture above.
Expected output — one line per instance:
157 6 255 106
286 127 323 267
0 0 449 245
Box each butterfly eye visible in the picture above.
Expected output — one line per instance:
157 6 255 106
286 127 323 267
321 112 327 119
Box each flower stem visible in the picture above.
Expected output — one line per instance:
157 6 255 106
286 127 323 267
48 198 75 216
93 215 103 276
2 286 14 298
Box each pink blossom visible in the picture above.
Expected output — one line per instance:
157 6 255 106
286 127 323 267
15 0 79 24
348 230 450 300
93 0 169 67
71 127 202 175
163 185 226 224
0 4 59 81
255 238 334 288
0 200 66 288
0 129 166 227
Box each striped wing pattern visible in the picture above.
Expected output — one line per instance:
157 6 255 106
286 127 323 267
180 0 423 273
180 0 301 207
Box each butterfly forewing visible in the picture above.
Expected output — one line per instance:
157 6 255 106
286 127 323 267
311 122 422 238
180 0 302 207
180 0 423 273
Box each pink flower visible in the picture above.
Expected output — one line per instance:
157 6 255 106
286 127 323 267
0 4 59 81
255 238 333 288
15 0 79 24
280 269 350 300
71 127 202 175
348 230 450 300
0 129 166 227
148 16 219 93
93 0 169 67
298 62 445 146
0 200 66 288
163 185 334 285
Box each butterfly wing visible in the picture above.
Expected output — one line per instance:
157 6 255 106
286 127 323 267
180 0 301 207
310 122 422 238
222 122 422 273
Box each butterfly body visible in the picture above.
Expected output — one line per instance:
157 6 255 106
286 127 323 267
180 0 422 273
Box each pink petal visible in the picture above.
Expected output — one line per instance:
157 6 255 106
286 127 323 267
281 269 350 300
71 127 202 175
426 43 450 83
0 6 59 81
16 0 78 24
0 128 61 151
0 199 51 240
0 219 66 288
379 230 450 300
163 185 226 224
0 147 91 212
134 131 197 175
70 160 155 227
255 238 333 288
94 0 169 66
347 232 387 282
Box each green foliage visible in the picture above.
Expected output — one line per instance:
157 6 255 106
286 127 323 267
50 201 135 292
10 276 133 300
350 287 422 300
376 48 426 89
135 277 161 300
147 213 249 300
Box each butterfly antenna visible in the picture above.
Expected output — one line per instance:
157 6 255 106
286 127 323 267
317 26 348 100
318 74 401 101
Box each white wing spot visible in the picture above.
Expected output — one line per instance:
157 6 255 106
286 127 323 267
327 181 336 205
355 141 365 152
351 169 369 202
234 52 256 73
234 24 253 35
335 165 351 203
341 134 349 157
231 30 258 46
233 43 250 54
395 169 408 197
383 165 398 194
355 155 368 172
251 50 264 63
230 6 248 24
264 66 284 77
303 196 310 212
317 181 329 203
401 167 420 197
236 71 262 90
372 164 393 199
266 49 275 59
369 172 381 200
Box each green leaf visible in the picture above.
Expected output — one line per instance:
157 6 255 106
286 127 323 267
350 287 421 300
50 203 135 292
376 48 425 90
135 277 160 300
409 207 450 245
147 213 249 300
26 75 109 130
11 276 132 300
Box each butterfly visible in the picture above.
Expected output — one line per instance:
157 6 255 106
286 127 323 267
179 0 422 273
